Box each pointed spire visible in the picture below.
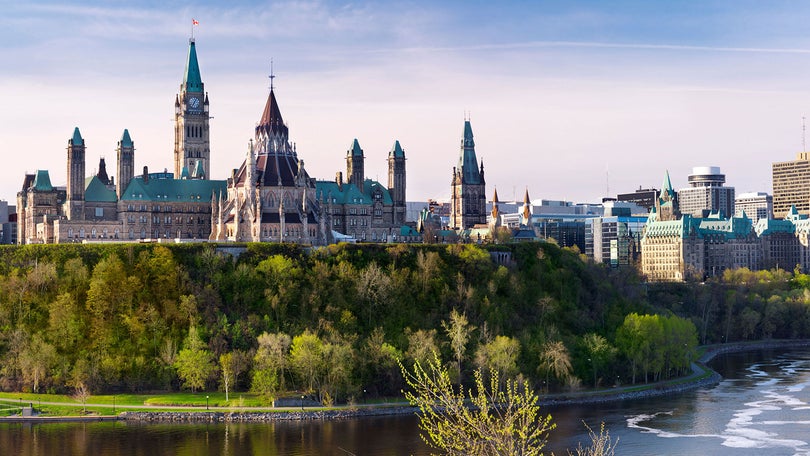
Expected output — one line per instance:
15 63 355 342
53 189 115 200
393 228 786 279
349 138 363 157
492 187 499 203
184 39 203 92
97 158 110 185
257 87 287 137
120 129 133 148
71 127 84 146
523 188 530 204
463 120 475 148
457 120 483 184
389 140 405 158
662 170 674 194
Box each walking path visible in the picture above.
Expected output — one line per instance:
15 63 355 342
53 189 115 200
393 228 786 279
2 339 809 423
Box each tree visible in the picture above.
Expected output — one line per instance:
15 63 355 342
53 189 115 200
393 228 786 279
405 328 440 368
289 330 323 393
538 340 573 390
19 333 57 393
401 352 555 456
442 309 475 381
173 325 215 392
252 332 291 400
220 353 233 402
72 382 91 415
581 333 616 388
474 335 521 388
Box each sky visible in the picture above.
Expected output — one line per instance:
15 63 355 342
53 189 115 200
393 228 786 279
4 1 810 204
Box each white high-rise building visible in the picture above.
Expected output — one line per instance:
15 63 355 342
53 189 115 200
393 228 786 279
678 166 735 218
735 192 772 224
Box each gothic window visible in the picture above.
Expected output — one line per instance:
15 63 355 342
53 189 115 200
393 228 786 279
91 228 97 238
129 228 134 239
79 228 85 238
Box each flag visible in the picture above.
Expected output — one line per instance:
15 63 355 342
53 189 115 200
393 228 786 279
192 19 199 26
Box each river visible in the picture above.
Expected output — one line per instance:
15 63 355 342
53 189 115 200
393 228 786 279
1 347 808 455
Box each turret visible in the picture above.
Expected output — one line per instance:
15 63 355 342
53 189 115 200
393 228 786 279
388 140 407 224
66 127 86 220
116 129 134 199
347 138 365 192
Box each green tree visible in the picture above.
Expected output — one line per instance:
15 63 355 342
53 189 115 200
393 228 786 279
20 333 57 392
401 352 555 456
220 353 234 402
252 332 291 398
289 330 323 393
474 335 521 387
406 328 440 368
442 309 475 381
581 333 616 388
173 325 215 392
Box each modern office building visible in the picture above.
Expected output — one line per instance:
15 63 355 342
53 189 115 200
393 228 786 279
677 166 735 218
772 152 810 219
735 192 772 224
617 187 659 212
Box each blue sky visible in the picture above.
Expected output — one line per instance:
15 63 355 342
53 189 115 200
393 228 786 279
4 1 810 204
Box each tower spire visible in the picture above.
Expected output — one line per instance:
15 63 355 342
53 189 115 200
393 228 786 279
269 59 275 92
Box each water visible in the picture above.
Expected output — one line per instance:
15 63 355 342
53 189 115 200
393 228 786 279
1 348 808 455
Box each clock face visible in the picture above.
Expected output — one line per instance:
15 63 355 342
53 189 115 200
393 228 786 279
189 97 200 109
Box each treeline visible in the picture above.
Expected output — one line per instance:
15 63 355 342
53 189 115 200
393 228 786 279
0 242 804 402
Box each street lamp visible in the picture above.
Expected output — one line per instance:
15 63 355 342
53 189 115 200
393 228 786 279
301 395 305 411
206 395 209 410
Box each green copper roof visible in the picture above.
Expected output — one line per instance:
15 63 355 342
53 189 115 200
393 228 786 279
121 174 226 203
389 140 405 158
33 170 53 191
755 218 794 236
120 129 133 148
84 176 117 202
71 127 84 146
184 39 203 92
458 120 483 185
463 121 475 147
180 167 190 179
315 178 393 206
349 138 363 157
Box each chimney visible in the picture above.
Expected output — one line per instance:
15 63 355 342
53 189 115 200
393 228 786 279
336 172 343 191
143 166 149 184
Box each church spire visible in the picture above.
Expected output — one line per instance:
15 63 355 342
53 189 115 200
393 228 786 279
183 38 203 93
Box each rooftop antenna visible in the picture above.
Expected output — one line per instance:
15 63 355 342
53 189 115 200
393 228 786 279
803 116 807 152
606 164 610 196
269 59 275 91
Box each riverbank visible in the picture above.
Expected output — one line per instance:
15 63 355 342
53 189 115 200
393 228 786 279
4 339 809 424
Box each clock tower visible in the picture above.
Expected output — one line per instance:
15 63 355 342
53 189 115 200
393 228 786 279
174 38 210 179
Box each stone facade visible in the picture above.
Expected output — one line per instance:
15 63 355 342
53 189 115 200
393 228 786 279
17 39 225 245
450 120 487 230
